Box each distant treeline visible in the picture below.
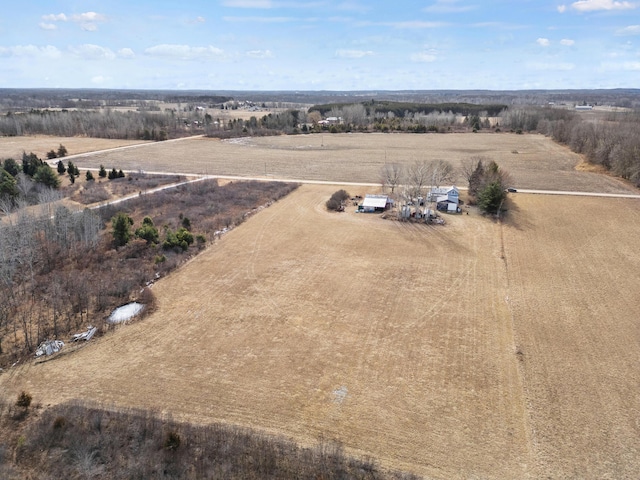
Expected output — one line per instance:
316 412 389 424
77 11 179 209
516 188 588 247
0 110 178 140
0 88 230 111
309 101 508 118
501 107 640 186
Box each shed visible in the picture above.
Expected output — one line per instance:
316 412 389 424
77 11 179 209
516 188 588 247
361 194 393 213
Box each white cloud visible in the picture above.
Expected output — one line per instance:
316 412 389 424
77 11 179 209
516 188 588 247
69 44 116 60
118 48 136 58
616 24 640 34
601 60 640 69
376 21 448 28
222 0 273 6
0 45 61 58
537 37 551 46
39 23 57 30
561 38 575 45
42 13 68 22
91 75 110 85
144 44 225 60
527 61 575 70
411 51 437 62
571 0 636 11
335 49 373 58
223 16 296 22
424 0 476 13
558 4 567 12
71 12 107 22
336 2 370 13
246 49 273 58
221 0 323 7
41 11 106 31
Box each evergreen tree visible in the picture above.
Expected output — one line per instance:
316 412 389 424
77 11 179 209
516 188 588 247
135 216 159 244
468 160 484 198
57 144 68 157
86 170 95 181
478 181 506 215
0 167 18 199
33 164 60 188
2 158 19 177
67 160 78 177
57 160 66 175
47 150 58 160
22 152 43 176
111 212 134 247
98 165 107 178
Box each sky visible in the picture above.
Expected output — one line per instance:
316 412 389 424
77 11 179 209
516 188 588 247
0 0 639 91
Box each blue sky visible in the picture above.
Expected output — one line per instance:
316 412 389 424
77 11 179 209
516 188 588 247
0 0 639 90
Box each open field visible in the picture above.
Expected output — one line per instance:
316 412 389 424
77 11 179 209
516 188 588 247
0 184 529 479
3 180 639 478
59 133 636 193
502 194 640 478
1 132 640 478
0 136 150 161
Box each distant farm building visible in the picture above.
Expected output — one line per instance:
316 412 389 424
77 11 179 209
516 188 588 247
359 194 393 213
575 105 594 111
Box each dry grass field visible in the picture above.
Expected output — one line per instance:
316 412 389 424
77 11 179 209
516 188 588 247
59 132 636 194
0 136 149 160
2 185 530 479
502 194 640 478
1 133 640 478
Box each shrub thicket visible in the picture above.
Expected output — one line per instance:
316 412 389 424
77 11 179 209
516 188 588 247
326 189 350 211
0 401 422 479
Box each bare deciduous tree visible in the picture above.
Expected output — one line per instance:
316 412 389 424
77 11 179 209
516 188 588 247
429 159 455 187
461 156 489 183
380 163 404 194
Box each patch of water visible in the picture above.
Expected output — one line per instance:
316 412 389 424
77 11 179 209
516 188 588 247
108 302 144 324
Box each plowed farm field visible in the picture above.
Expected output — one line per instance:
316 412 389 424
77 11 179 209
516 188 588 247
4 183 640 478
60 133 636 193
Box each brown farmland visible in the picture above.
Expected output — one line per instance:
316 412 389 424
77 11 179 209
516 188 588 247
0 135 149 160
60 133 636 193
1 133 640 478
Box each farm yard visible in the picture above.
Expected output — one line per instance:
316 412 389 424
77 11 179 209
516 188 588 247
1 132 640 478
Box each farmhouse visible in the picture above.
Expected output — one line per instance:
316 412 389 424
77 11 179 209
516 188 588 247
359 194 393 213
429 186 461 213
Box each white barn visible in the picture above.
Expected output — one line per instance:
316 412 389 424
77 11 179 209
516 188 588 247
360 194 393 213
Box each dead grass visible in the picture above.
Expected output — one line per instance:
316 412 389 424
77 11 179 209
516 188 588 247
0 185 530 479
502 194 640 479
0 136 149 160
1 133 639 478
52 132 637 194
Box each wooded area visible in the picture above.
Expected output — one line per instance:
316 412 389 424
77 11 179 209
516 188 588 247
501 107 640 186
0 178 298 367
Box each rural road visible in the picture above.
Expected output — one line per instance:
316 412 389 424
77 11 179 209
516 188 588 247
144 173 640 200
